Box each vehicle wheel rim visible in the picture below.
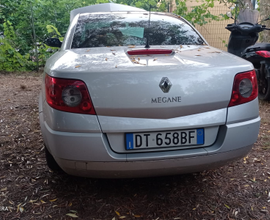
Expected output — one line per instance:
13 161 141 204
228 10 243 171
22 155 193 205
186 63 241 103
259 78 267 96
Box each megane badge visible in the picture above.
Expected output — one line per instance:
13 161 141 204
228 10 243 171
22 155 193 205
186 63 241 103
159 77 172 93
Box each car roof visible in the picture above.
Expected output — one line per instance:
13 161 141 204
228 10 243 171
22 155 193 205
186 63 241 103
70 3 147 23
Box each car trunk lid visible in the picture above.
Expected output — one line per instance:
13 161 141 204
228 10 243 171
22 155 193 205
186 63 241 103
47 45 253 120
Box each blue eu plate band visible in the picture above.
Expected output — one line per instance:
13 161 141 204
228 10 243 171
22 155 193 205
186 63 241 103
126 133 134 150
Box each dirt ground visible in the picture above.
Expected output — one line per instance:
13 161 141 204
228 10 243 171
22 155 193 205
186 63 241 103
0 73 270 220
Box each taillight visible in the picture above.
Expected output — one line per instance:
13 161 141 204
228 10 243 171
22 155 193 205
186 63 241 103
45 74 96 114
255 50 270 58
228 70 258 107
127 49 173 55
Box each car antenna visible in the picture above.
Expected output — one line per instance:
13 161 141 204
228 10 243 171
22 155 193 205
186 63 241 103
145 5 151 49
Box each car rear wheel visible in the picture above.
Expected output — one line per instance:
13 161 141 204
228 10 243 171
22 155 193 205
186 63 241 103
45 145 62 171
258 76 270 101
257 65 270 101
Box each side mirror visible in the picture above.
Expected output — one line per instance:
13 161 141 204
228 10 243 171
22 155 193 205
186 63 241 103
226 11 233 19
45 38 62 48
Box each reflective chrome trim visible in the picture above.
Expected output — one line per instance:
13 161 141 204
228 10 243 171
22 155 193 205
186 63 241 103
159 77 172 93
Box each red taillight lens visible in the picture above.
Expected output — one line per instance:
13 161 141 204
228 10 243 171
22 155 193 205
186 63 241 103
255 50 270 58
127 49 173 55
45 74 96 114
228 70 258 107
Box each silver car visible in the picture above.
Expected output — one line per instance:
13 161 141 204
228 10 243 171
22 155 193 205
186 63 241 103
39 3 260 178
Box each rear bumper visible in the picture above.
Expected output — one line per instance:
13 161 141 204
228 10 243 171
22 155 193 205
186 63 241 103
56 145 252 178
40 107 260 177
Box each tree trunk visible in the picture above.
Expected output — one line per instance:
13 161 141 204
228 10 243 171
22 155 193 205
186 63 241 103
30 2 39 72
260 0 270 42
241 0 253 9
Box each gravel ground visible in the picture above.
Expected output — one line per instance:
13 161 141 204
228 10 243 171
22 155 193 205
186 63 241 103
0 73 270 220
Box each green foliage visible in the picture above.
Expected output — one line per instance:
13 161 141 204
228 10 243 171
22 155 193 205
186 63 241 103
0 0 107 72
0 0 226 72
174 0 220 26
0 22 63 71
46 25 64 41
0 21 34 71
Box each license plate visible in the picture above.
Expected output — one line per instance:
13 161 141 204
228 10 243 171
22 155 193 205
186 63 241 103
126 129 204 150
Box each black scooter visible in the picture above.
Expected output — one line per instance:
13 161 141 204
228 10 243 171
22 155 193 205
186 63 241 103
226 9 270 100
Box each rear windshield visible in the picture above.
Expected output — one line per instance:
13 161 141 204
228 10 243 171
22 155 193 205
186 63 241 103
71 12 204 48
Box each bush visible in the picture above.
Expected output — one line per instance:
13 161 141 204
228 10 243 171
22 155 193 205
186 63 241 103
0 22 34 71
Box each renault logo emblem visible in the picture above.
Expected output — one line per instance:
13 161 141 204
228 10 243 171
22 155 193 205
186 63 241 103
159 77 172 93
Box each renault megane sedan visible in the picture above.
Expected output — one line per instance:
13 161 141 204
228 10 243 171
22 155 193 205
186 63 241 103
39 3 260 178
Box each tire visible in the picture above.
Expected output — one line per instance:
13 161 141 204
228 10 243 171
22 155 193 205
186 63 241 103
45 145 62 171
258 65 270 101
